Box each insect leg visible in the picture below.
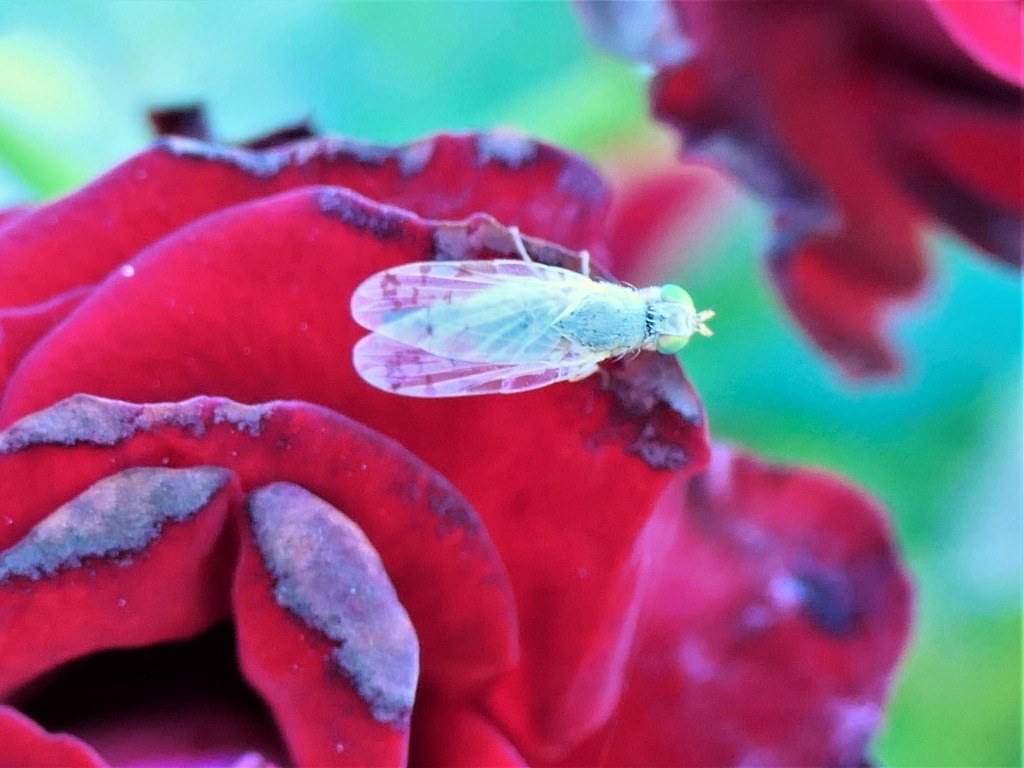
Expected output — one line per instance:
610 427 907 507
567 362 601 382
579 249 591 278
508 226 533 262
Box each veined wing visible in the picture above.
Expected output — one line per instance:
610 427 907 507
350 260 590 328
352 260 590 316
350 260 598 364
352 333 602 398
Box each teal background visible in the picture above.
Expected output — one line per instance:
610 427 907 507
1 3 1020 765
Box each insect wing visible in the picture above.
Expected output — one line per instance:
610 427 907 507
352 333 601 398
350 260 597 364
351 260 589 322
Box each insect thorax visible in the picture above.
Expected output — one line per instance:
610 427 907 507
555 290 648 352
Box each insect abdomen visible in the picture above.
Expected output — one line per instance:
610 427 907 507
555 291 647 352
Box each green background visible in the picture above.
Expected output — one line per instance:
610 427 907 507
1 2 1020 765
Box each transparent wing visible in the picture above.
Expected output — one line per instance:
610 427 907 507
351 260 592 323
350 260 598 364
352 333 602 398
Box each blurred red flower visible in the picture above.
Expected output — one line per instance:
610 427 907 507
0 114 910 766
579 0 1023 376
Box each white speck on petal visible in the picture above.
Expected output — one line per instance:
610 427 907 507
677 636 715 682
769 574 803 609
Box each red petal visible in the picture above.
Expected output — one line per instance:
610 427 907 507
0 706 107 768
58 683 286 768
650 4 929 376
0 395 522 762
412 702 527 768
0 465 239 696
0 188 710 757
927 0 1024 85
587 0 1022 376
875 77 1023 267
0 132 607 308
604 165 732 286
0 287 90 388
0 206 29 228
565 445 912 766
0 395 516 694
234 483 417 766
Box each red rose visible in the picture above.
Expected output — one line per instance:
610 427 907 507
0 115 910 765
579 0 1023 376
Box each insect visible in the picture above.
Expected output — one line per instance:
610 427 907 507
350 231 714 397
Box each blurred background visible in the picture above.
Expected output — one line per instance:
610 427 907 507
0 2 1019 765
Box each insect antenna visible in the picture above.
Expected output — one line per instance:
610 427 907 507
695 309 715 337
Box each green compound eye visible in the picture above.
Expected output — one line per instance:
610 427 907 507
661 284 696 312
656 334 690 354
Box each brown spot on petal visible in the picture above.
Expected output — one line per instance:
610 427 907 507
392 137 437 177
209 401 271 436
157 136 290 178
794 567 859 637
0 394 145 451
305 134 436 176
556 161 610 210
431 215 592 275
316 188 408 240
0 394 272 453
475 132 538 169
430 215 513 262
600 353 707 471
158 131 441 184
0 466 232 581
247 482 418 726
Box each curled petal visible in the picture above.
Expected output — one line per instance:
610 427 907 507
0 206 29 228
0 185 710 757
0 465 239 696
0 706 107 768
604 165 734 286
412 701 527 768
236 483 418 765
927 0 1024 86
0 128 609 396
565 445 913 766
0 286 89 388
0 132 607 309
0 394 519 762
583 0 1023 375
